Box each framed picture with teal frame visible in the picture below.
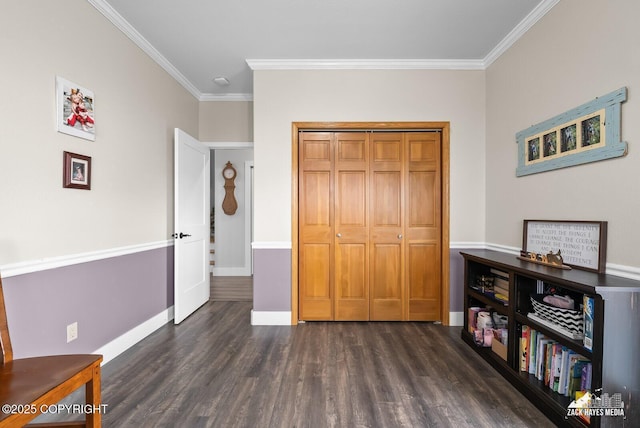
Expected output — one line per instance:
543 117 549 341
516 87 627 176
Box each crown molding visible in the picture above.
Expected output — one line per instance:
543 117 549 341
87 0 202 100
246 58 485 71
483 0 560 68
204 142 254 150
199 93 253 102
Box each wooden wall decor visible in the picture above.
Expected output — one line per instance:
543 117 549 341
516 87 627 176
221 161 238 215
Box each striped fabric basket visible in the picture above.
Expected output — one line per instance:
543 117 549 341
530 294 583 335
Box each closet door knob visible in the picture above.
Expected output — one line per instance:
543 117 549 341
336 233 342 238
398 234 403 239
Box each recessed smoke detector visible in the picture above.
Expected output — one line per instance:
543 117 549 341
213 77 230 86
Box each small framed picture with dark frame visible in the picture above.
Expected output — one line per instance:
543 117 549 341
527 137 540 161
543 131 557 157
560 124 577 153
581 114 601 147
63 151 91 190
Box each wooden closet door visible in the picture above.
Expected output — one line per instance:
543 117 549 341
298 129 443 322
334 133 369 320
406 132 442 321
369 133 404 320
299 132 334 320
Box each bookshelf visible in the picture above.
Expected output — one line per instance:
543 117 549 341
460 249 640 428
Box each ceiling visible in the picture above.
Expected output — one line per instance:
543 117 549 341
92 0 556 101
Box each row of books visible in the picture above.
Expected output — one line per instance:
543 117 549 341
490 268 509 303
520 325 592 399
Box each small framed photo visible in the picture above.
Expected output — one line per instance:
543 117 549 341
560 124 577 153
56 76 95 141
581 115 601 147
63 151 91 190
527 137 540 161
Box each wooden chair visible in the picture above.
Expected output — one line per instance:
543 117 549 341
0 276 103 427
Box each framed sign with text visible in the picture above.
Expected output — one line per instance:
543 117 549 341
522 220 607 273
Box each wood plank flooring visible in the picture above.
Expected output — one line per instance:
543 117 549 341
41 301 554 427
108 302 554 427
210 275 252 301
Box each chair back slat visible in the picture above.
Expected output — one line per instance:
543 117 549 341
0 276 14 364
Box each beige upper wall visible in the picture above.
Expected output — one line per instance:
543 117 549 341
0 1 198 265
199 101 253 142
486 0 640 266
252 69 487 243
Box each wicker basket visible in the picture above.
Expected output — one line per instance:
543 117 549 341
530 294 583 335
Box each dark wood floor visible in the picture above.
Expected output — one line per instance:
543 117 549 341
210 275 252 301
41 300 554 427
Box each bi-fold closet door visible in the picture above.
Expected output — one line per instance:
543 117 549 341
299 131 441 321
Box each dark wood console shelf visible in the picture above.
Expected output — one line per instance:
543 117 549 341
461 249 640 428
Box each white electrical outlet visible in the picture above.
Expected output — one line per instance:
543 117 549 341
67 322 78 343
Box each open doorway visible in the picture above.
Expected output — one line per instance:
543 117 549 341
207 143 254 301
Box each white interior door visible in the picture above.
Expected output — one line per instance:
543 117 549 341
174 128 210 324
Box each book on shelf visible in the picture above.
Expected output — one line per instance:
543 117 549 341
537 338 553 381
490 268 509 280
552 343 562 392
569 359 590 399
520 325 529 372
528 329 538 375
558 347 571 395
581 363 592 392
566 354 590 399
583 295 594 351
490 268 509 298
544 341 553 386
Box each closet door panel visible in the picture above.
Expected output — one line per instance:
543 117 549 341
334 133 369 320
334 169 368 320
369 133 404 320
299 133 334 320
405 132 441 321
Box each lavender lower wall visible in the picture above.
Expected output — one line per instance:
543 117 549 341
253 248 291 311
252 246 469 316
449 249 467 313
2 246 173 359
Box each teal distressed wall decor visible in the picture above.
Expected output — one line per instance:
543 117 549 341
516 87 627 176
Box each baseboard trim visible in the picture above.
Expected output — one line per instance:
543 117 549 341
251 310 292 325
605 263 640 281
93 306 174 365
449 311 464 327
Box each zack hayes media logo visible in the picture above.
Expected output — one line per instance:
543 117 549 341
566 390 625 420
